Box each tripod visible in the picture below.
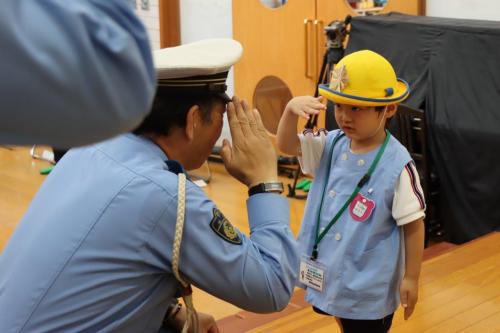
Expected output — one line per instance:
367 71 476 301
287 17 350 199
306 16 351 129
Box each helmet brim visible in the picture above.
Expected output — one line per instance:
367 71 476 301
319 79 410 106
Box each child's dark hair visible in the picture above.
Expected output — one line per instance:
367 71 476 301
134 91 224 136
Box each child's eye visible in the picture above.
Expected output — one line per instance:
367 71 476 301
335 104 362 112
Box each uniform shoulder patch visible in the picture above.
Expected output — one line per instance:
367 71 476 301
210 208 242 245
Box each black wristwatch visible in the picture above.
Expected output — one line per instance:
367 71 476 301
248 182 284 196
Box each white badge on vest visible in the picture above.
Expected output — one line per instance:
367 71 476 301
299 256 326 292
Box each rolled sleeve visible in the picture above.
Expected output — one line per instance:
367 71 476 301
247 193 290 229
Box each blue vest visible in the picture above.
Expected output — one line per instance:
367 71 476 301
297 130 412 320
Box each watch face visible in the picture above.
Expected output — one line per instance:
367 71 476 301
264 182 284 193
249 182 284 196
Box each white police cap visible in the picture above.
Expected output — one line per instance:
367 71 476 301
153 38 243 102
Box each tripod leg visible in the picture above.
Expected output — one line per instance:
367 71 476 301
287 164 309 199
306 52 329 129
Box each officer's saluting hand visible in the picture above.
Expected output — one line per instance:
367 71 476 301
221 96 279 189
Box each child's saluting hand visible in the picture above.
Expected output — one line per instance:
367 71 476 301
285 96 326 120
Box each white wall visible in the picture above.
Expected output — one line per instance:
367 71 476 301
180 0 233 95
426 0 500 21
180 0 234 145
132 0 234 145
131 0 161 50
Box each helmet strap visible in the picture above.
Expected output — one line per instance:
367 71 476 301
368 105 388 139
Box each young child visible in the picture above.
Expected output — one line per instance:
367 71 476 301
277 50 425 333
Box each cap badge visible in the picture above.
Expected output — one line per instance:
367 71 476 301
330 65 349 92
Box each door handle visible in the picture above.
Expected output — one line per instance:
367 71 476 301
304 19 314 78
315 19 325 82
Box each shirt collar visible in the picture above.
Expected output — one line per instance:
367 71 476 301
124 133 167 160
124 133 186 175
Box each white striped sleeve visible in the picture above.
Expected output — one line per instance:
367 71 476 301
392 162 426 226
297 129 328 177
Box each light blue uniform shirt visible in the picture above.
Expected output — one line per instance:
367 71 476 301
0 134 299 333
0 1 155 147
297 130 412 320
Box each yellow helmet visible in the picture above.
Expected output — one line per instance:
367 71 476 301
318 50 409 106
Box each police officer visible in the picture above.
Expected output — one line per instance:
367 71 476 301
0 0 155 147
0 39 299 333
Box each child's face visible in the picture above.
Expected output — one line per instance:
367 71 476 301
334 103 396 142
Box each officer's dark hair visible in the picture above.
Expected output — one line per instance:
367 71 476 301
134 91 225 136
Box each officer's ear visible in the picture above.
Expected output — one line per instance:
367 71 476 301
185 105 200 141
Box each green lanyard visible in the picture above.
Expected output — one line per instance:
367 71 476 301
311 130 391 260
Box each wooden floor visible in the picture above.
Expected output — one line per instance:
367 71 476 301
0 146 54 250
1 146 499 332
217 232 500 333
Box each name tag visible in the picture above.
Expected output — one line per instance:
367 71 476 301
352 201 368 217
299 256 326 292
349 192 375 222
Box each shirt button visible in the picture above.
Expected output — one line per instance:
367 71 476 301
341 153 348 161
329 190 336 198
357 159 365 166
335 233 342 241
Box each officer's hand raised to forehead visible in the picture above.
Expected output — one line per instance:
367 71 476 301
220 96 278 187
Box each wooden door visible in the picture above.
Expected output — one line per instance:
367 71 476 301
233 0 318 136
159 0 180 48
233 1 316 99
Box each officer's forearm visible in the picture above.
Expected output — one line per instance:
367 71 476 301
243 194 300 312
179 191 299 314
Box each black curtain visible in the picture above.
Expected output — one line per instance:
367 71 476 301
345 13 500 243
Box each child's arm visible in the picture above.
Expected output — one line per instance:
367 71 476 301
393 162 426 320
276 96 325 156
400 218 424 320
